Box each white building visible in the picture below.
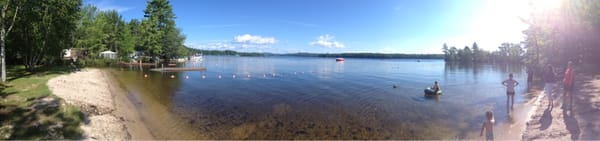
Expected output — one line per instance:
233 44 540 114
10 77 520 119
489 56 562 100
99 51 117 59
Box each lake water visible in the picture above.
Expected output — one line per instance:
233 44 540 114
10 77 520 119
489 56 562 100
110 56 537 139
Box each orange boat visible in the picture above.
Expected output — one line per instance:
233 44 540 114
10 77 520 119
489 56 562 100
335 58 345 61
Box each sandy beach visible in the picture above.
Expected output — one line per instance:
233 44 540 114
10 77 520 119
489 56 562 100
522 73 600 140
47 69 153 140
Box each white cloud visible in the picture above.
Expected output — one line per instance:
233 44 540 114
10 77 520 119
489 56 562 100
234 34 276 44
310 34 345 49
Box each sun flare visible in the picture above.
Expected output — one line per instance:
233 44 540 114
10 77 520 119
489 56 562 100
530 0 562 10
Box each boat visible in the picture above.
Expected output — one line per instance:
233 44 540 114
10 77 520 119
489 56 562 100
189 53 203 62
424 87 442 95
336 58 345 61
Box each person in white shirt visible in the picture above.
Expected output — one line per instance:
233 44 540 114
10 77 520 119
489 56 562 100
502 73 519 110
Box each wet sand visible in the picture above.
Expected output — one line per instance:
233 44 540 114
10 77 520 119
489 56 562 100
47 69 154 140
522 74 600 140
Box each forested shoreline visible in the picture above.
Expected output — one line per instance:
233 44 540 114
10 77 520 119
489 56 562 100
1 0 188 82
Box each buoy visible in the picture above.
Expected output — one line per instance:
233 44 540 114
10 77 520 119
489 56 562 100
218 75 222 79
294 72 297 75
202 75 206 79
393 84 397 88
144 74 148 78
185 75 189 79
233 74 236 78
170 75 175 79
263 74 266 78
247 74 251 78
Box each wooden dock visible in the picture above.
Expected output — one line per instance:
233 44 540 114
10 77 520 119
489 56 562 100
150 67 206 72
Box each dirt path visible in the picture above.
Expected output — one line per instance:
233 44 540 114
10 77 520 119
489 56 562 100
522 74 600 140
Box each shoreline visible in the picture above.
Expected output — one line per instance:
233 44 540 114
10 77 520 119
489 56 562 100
521 73 600 140
47 69 154 140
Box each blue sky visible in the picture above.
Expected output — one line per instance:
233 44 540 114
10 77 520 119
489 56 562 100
84 0 533 54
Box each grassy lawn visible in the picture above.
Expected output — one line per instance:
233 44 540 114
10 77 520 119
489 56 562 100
0 66 84 139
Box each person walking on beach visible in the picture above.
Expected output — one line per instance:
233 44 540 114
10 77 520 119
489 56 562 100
543 64 557 108
480 111 494 141
502 73 519 110
563 61 575 95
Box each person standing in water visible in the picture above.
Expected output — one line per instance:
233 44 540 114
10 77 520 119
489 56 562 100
480 111 494 140
543 64 557 108
502 73 519 110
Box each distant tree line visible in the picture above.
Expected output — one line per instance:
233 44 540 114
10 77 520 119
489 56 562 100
186 48 444 59
442 42 524 63
186 48 266 57
288 52 444 59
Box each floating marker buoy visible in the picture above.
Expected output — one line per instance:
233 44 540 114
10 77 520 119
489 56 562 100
263 74 266 78
185 76 189 79
144 74 148 78
233 74 236 78
247 74 251 78
218 75 222 79
202 75 206 79
170 75 175 79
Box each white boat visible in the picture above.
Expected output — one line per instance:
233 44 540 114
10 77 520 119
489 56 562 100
189 54 203 62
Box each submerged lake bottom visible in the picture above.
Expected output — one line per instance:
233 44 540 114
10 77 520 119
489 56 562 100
111 56 537 139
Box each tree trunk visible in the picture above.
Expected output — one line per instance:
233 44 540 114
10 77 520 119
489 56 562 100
1 0 20 82
1 28 5 82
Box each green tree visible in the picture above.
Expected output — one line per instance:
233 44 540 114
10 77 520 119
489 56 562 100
472 42 483 62
74 4 102 55
9 0 81 70
521 0 600 67
1 0 21 82
128 19 144 51
449 46 458 61
142 0 186 61
461 46 472 62
117 21 134 59
442 43 450 61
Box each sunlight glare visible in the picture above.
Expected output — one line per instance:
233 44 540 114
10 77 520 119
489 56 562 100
530 0 562 10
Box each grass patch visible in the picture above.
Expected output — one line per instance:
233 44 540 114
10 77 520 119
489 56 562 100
0 65 84 139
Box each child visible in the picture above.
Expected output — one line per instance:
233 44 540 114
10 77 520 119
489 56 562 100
432 81 440 93
563 61 575 94
502 73 519 109
480 111 494 140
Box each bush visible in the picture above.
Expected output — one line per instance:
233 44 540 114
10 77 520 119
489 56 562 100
78 59 116 68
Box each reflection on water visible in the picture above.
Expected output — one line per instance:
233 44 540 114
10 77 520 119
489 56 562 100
111 56 534 139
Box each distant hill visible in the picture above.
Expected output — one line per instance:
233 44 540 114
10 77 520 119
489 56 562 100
186 47 443 59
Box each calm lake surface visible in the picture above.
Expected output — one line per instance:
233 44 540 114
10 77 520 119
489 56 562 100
110 56 537 139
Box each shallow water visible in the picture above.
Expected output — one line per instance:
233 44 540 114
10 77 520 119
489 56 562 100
110 56 535 139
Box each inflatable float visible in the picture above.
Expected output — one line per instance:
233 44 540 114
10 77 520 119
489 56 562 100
424 87 442 95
